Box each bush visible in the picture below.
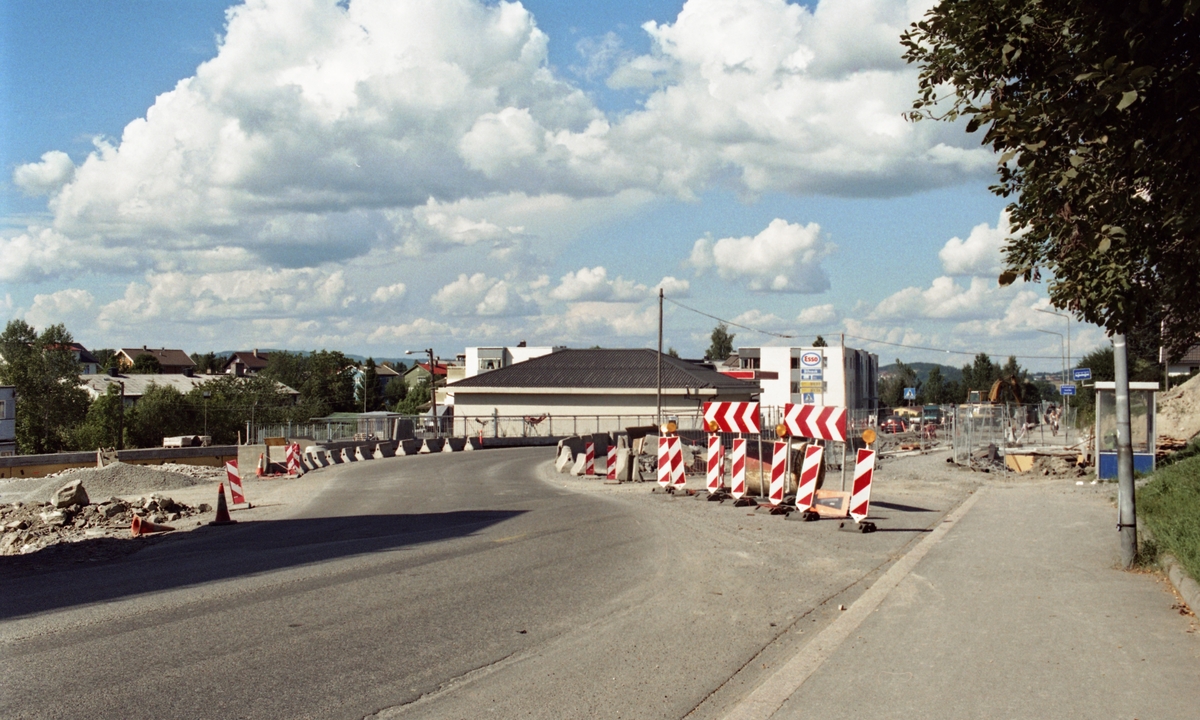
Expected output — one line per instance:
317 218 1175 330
1138 454 1200 582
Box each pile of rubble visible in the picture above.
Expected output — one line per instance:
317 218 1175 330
0 479 209 556
1158 373 1200 448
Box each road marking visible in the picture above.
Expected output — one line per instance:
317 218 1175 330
722 488 985 720
492 533 527 544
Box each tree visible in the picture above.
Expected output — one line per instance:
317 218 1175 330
260 350 355 416
190 351 225 375
879 359 919 408
705 323 735 361
70 384 125 450
396 379 431 415
92 348 117 373
903 2 1200 357
383 376 408 407
961 353 1000 397
0 320 90 454
126 384 192 448
667 347 680 358
130 353 162 374
921 366 946 405
812 335 828 347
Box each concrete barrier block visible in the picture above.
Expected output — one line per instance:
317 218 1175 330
465 437 482 450
398 439 422 455
555 447 573 473
341 448 356 463
354 446 372 462
560 436 584 459
377 442 396 458
328 450 343 464
570 452 588 476
615 447 631 480
443 437 467 452
421 438 446 454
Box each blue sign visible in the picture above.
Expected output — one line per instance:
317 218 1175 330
800 368 823 379
802 392 816 403
903 387 917 400
1073 368 1092 381
1060 384 1077 396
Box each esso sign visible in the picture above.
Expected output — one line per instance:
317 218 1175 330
800 352 822 367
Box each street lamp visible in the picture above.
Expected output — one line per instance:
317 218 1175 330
1036 313 1072 445
406 348 438 437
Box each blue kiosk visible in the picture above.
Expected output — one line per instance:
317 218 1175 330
1093 381 1159 479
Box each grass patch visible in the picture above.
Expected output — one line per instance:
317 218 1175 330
1138 453 1200 582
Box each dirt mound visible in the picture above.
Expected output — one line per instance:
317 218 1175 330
1158 374 1200 444
1 493 208 556
53 462 210 499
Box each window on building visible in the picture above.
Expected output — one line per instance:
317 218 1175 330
741 357 760 369
0 399 6 419
790 357 799 369
480 359 499 370
790 382 800 394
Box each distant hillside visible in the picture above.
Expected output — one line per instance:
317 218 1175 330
878 362 964 383
207 350 411 367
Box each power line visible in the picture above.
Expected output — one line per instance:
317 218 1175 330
663 296 1066 361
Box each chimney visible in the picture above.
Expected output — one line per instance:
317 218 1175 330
108 366 119 377
253 349 259 358
183 367 194 377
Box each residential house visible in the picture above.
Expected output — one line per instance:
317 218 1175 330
447 348 759 426
404 361 448 389
80 371 300 405
351 362 403 398
67 343 101 374
116 347 197 375
0 385 15 456
222 350 270 376
1162 344 1200 377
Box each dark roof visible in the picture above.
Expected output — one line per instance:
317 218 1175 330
119 347 196 369
448 348 759 391
224 351 270 371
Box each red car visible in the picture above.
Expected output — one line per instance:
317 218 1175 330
880 416 907 434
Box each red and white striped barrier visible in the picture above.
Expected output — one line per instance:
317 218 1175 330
783 403 847 442
702 401 761 433
730 439 747 499
796 444 824 511
707 435 723 493
286 443 301 476
849 449 876 522
584 442 596 475
226 460 247 506
607 445 617 480
769 441 787 506
670 437 686 490
658 437 672 488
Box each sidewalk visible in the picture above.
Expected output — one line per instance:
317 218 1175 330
767 481 1200 719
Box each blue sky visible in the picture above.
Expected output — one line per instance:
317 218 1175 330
0 0 1101 371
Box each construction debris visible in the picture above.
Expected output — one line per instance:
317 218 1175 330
1157 373 1200 447
0 480 207 556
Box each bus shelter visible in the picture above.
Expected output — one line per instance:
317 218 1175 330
1093 381 1159 479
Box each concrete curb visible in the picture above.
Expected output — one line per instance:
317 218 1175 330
1161 553 1200 614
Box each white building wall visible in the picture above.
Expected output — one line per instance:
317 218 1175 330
462 346 561 379
740 346 877 411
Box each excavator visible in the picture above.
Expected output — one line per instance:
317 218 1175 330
965 376 1025 405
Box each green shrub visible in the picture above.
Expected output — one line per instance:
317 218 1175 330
1138 454 1200 582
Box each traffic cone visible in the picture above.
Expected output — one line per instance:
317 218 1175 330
131 515 175 537
208 482 238 526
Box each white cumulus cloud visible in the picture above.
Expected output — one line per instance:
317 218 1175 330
690 218 833 292
939 209 1022 277
371 283 408 303
23 289 95 329
13 151 76 196
549 266 649 302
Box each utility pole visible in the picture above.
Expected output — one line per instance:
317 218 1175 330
657 287 663 428
1113 334 1137 568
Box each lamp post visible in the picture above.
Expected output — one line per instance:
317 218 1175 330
1037 308 1072 445
406 348 437 437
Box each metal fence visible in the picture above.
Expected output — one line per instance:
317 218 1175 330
949 402 1080 467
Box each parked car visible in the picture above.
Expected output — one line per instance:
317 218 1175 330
880 416 907 434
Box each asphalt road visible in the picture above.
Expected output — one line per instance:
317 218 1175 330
1 448 970 719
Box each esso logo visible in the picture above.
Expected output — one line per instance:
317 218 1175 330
801 352 822 367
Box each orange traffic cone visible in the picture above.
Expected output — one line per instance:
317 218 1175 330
131 515 175 537
208 482 238 526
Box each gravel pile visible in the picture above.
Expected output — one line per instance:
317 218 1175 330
1 489 209 556
1158 373 1200 445
52 462 211 498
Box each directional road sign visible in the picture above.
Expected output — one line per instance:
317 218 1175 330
1060 384 1077 396
1073 368 1092 381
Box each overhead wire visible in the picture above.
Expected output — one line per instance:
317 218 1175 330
662 296 1066 361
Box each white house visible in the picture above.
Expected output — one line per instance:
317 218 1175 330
448 348 759 430
463 343 564 379
1162 345 1200 377
0 385 15 456
731 345 878 411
